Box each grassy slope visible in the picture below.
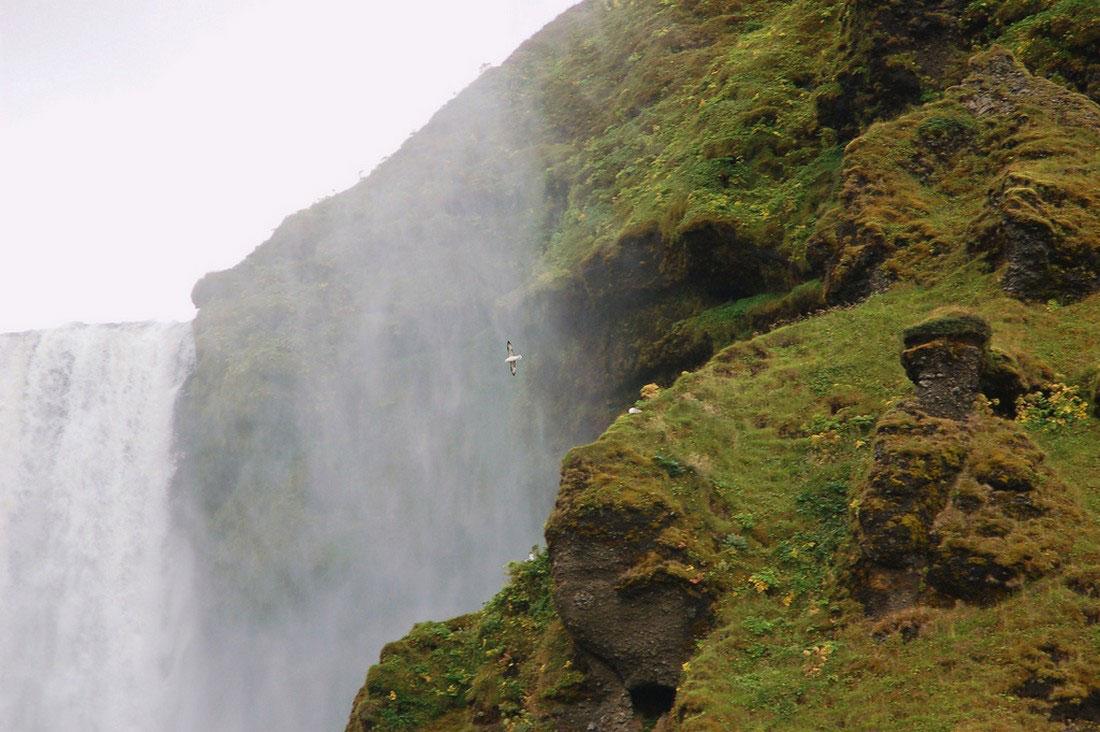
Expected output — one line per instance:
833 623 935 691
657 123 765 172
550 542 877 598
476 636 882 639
529 0 841 273
667 274 1100 730
350 267 1100 730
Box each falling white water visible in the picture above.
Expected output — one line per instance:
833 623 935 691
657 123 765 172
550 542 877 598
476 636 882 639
0 322 195 732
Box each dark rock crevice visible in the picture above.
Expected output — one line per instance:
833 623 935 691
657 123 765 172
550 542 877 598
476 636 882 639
629 683 676 721
527 220 798 436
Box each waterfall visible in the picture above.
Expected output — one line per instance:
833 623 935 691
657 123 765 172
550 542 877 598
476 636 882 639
0 322 196 732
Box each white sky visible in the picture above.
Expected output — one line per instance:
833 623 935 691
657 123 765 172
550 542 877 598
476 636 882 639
0 0 578 333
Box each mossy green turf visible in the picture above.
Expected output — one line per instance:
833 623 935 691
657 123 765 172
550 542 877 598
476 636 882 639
902 311 992 347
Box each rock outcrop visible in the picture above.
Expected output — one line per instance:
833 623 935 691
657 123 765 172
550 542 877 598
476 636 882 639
544 442 720 730
900 312 992 420
817 0 972 136
963 49 1100 303
334 2 1100 729
852 313 1080 617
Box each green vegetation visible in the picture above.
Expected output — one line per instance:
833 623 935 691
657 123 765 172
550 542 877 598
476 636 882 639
1017 383 1092 431
964 0 1100 102
356 268 1100 729
902 310 993 347
347 548 575 732
595 277 1100 730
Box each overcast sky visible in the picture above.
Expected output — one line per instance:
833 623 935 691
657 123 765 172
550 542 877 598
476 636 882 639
0 0 578 333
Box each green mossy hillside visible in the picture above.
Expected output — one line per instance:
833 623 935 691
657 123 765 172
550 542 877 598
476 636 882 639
179 0 1100 592
586 282 1100 730
345 549 569 732
335 1 1100 726
964 0 1100 103
333 0 1100 728
346 549 642 732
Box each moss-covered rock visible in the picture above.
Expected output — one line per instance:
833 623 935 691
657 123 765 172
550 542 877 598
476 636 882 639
856 402 969 563
963 0 1100 105
347 616 479 732
809 46 1100 306
898 310 1026 419
851 320 1082 617
981 346 1057 417
346 549 562 732
817 0 974 136
852 398 1078 612
543 439 722 727
962 48 1100 303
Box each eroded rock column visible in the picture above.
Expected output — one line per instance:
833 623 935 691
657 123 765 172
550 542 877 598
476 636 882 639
851 312 1077 619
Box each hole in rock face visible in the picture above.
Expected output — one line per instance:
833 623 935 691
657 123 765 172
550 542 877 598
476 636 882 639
629 683 676 720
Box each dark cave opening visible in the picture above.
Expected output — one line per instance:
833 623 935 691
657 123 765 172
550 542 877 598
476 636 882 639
629 683 676 720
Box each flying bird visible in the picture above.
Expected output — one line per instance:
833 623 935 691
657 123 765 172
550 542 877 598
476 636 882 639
506 341 523 375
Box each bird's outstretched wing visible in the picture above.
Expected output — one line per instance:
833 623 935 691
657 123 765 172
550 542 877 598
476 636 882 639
506 340 520 375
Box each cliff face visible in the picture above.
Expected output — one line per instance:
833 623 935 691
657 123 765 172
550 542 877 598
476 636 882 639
345 6 1100 731
169 0 1100 729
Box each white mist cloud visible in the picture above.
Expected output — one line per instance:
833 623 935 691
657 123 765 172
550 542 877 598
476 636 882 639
0 0 578 333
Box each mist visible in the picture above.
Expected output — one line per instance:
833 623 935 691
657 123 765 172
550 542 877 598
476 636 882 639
165 53 581 729
0 1 590 730
0 0 578 333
